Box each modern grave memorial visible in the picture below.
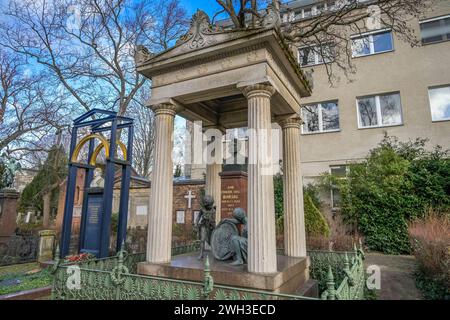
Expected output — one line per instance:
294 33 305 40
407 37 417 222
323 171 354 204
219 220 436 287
60 109 134 258
135 9 313 293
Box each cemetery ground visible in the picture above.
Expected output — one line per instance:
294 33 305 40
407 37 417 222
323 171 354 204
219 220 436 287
0 246 429 300
0 262 51 298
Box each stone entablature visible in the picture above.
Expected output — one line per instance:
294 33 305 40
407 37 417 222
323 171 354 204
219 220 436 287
136 10 312 130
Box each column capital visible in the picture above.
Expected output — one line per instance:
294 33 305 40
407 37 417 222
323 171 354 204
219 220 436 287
241 83 276 99
278 115 303 130
151 103 178 117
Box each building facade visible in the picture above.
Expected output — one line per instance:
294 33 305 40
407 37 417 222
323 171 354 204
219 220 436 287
289 0 450 211
186 0 450 230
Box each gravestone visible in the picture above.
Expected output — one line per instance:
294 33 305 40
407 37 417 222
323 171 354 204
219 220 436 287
220 172 247 219
38 230 56 263
0 189 19 236
80 188 104 256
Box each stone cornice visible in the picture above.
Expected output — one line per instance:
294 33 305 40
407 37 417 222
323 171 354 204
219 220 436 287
150 42 267 77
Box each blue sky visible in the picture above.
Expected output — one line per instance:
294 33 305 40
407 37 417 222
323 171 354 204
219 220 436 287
181 0 223 16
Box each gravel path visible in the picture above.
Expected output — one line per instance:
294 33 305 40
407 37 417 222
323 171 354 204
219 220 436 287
364 252 422 300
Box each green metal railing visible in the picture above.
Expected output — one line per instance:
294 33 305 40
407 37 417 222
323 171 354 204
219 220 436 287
50 242 366 300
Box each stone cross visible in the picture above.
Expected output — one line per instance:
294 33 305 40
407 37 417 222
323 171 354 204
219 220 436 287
184 190 196 209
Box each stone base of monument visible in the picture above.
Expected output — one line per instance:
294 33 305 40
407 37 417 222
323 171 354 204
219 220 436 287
138 253 315 296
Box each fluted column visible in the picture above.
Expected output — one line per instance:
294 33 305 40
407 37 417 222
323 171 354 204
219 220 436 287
243 84 277 274
280 116 306 257
147 103 177 264
206 163 222 224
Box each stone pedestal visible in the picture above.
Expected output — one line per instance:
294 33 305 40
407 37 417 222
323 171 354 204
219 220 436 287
147 103 177 264
38 230 56 263
138 253 312 295
0 189 19 236
220 171 248 220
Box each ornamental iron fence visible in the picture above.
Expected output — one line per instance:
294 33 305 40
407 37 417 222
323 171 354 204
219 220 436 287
0 235 39 266
50 241 366 300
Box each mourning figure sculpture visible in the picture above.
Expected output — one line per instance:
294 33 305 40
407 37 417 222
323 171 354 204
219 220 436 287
195 195 216 260
0 153 21 189
211 208 248 266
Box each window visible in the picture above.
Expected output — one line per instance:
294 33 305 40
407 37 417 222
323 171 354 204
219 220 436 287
429 85 450 122
352 30 394 57
298 45 334 67
357 92 403 128
330 165 348 209
303 7 312 18
301 101 340 134
420 15 450 44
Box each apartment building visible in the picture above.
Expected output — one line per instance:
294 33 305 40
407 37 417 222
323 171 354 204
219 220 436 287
281 0 450 210
185 0 450 213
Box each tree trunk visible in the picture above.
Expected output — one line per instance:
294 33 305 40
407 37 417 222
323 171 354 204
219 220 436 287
43 192 51 228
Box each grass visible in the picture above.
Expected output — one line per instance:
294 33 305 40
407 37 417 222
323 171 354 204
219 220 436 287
0 262 40 277
0 263 52 296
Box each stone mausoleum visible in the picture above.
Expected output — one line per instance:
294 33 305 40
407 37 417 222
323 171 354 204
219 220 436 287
134 9 313 294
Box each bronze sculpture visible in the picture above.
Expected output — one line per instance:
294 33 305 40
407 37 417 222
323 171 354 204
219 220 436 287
211 208 248 266
195 195 216 260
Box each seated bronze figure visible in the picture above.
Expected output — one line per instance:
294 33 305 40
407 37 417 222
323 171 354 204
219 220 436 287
211 208 248 266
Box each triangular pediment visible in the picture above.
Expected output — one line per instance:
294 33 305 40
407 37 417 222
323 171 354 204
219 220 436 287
135 10 273 67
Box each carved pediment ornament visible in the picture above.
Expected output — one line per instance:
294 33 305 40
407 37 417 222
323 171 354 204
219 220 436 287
134 45 154 65
177 10 217 50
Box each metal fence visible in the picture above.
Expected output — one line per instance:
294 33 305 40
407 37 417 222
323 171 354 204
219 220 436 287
50 242 367 300
0 235 39 266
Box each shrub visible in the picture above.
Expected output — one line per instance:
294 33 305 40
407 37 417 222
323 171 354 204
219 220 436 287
409 213 450 300
274 174 329 238
328 136 450 254
304 194 330 237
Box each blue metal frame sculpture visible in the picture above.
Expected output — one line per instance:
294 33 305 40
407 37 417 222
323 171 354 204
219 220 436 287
60 109 134 258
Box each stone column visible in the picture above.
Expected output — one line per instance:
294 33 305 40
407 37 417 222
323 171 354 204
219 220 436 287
243 84 277 274
206 163 222 224
280 116 307 258
205 126 224 224
147 103 177 264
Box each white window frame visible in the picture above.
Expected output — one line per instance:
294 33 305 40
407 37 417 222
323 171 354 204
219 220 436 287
428 84 450 122
356 92 404 129
351 29 394 58
329 165 349 209
298 44 334 67
419 14 450 44
301 100 340 134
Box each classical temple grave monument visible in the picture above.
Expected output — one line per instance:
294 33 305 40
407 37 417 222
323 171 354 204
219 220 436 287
136 9 313 294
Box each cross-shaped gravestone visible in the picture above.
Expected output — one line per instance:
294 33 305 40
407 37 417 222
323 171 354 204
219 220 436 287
184 190 196 209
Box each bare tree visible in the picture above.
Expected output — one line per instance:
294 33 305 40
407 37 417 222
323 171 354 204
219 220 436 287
126 93 155 179
213 0 270 27
144 0 190 51
0 49 65 158
0 0 189 117
214 0 436 83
